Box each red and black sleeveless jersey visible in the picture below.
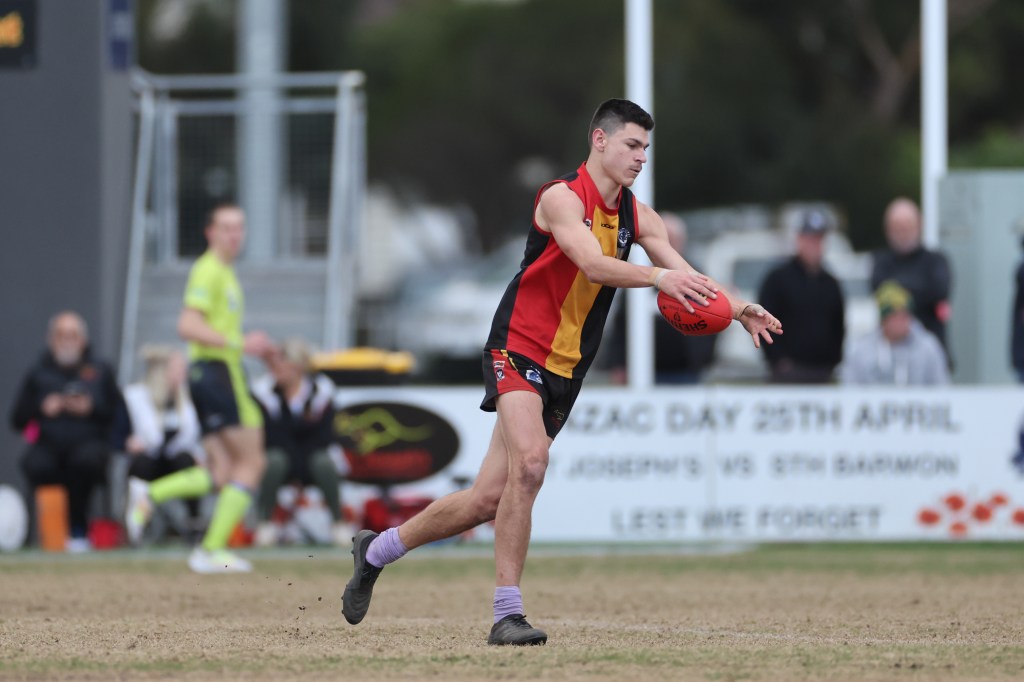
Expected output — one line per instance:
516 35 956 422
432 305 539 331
485 162 639 379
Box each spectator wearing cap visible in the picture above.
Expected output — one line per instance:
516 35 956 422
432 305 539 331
871 197 952 360
840 281 949 385
757 210 846 383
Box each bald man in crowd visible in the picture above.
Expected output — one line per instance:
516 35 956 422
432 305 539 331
870 197 952 360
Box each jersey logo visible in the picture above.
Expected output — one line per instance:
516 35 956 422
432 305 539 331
616 226 633 260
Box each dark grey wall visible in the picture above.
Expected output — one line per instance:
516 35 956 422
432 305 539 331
0 1 132 497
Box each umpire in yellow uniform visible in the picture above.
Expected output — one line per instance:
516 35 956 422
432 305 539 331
124 202 275 572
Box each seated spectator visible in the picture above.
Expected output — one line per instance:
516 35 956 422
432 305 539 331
114 346 205 544
9 311 123 552
841 281 950 386
251 338 350 546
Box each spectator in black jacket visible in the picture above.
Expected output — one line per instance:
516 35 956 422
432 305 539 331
251 338 349 546
871 197 952 359
9 311 123 552
1012 237 1024 382
758 210 846 383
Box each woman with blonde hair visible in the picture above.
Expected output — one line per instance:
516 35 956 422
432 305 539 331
116 345 205 544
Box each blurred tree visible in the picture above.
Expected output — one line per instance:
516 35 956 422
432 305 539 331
137 0 365 73
136 0 235 74
726 0 1019 246
135 0 1024 252
350 0 623 250
287 1 360 72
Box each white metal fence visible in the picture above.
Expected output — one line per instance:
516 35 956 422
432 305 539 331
119 70 365 382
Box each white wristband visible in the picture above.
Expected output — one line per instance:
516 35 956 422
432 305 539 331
652 269 669 290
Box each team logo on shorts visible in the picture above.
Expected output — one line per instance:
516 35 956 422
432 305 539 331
583 218 593 228
493 360 505 382
525 368 543 384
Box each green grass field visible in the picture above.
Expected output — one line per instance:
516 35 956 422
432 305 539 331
2 543 1024 681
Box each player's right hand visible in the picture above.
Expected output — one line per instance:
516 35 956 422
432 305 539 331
658 270 718 314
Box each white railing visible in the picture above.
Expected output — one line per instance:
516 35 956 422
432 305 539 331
118 69 365 382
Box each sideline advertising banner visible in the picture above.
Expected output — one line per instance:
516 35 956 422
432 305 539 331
333 386 1024 542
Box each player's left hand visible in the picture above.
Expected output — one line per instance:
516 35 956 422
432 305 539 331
736 303 782 349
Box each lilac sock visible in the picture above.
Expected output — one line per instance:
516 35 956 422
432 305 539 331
366 527 408 568
494 586 523 623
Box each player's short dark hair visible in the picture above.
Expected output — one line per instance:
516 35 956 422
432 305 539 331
588 99 654 145
205 201 242 228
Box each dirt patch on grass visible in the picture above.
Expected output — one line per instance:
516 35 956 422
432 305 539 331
2 546 1024 681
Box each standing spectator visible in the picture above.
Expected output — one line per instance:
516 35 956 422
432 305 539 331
251 338 349 547
116 346 204 545
841 281 949 385
1011 236 1024 382
9 311 123 552
757 210 845 383
871 197 952 357
603 214 717 385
